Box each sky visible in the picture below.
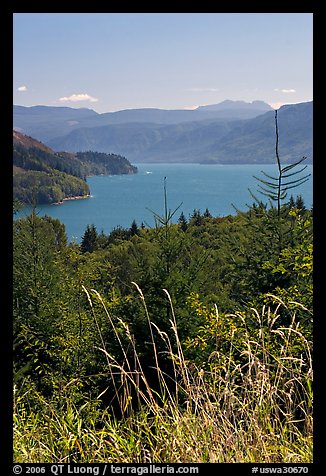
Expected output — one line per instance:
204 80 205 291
13 13 313 113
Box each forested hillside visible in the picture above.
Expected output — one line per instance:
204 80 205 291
13 131 137 205
13 192 313 462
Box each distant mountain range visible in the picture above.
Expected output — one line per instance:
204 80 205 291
13 100 273 142
13 100 312 164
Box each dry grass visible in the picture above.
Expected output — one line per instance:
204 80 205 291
13 286 313 463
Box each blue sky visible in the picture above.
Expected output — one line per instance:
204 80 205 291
13 13 313 113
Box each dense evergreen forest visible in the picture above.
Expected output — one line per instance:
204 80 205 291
13 131 138 205
13 191 313 462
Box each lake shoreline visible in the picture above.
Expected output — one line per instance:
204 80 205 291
53 194 93 205
15 163 313 243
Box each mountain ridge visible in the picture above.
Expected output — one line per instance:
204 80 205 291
13 100 312 165
197 100 271 111
45 102 312 165
13 99 273 143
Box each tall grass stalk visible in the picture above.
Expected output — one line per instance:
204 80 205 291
14 287 313 463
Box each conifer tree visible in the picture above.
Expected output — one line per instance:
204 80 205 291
252 110 311 216
295 194 306 212
129 219 139 236
287 195 296 209
178 211 188 232
190 209 203 226
203 208 212 218
80 224 98 253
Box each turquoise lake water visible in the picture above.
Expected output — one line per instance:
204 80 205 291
15 163 313 242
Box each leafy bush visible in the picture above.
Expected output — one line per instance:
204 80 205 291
14 290 312 463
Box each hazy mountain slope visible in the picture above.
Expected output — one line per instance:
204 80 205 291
13 100 272 143
200 101 313 164
131 119 241 162
13 105 99 142
47 122 169 157
197 100 271 112
86 103 272 126
46 102 312 164
47 118 241 160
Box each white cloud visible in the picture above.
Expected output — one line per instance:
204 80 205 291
269 101 299 109
183 105 200 110
274 88 296 93
17 85 27 92
59 93 98 103
269 102 285 109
